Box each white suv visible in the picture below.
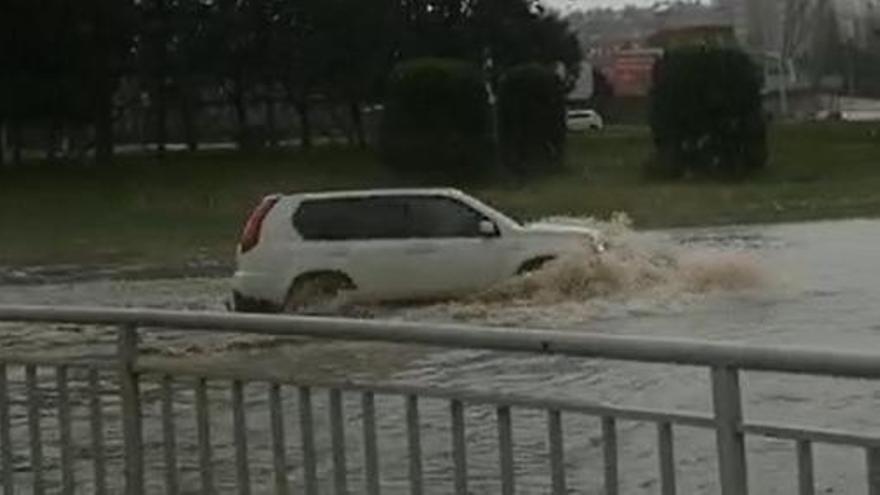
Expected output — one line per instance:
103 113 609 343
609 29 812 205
231 189 603 312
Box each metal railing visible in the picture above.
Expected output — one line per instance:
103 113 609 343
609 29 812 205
1 304 880 494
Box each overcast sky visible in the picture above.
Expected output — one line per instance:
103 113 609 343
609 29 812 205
543 0 660 13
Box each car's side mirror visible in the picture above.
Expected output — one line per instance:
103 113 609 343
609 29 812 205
478 220 499 238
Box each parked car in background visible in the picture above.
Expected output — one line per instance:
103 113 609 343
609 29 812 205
232 188 604 312
566 109 604 131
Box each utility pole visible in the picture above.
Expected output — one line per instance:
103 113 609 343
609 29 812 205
778 0 790 119
483 48 502 174
0 123 6 167
778 54 789 118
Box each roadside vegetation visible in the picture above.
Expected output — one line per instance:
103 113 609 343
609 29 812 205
3 3 880 272
2 122 879 268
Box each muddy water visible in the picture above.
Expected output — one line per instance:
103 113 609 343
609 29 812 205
2 218 880 494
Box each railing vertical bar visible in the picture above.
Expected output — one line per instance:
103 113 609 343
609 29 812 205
231 380 250 495
362 391 381 495
26 364 44 495
451 399 468 495
657 422 676 495
195 377 214 494
497 406 515 495
270 383 289 495
406 395 423 495
866 447 880 495
0 364 12 495
548 409 566 495
603 416 619 495
797 440 814 495
57 365 75 494
298 386 318 495
88 369 107 495
329 388 348 495
711 366 748 495
118 325 144 495
161 375 179 495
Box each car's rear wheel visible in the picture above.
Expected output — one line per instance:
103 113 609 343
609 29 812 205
283 273 354 313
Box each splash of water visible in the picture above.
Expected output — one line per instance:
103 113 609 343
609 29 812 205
350 213 772 330
474 213 766 307
155 213 770 355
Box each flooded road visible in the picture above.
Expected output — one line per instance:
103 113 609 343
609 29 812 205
2 218 880 494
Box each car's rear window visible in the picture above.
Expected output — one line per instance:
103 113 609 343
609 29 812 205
293 197 408 240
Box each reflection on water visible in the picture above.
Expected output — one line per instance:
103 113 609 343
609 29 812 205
2 218 880 493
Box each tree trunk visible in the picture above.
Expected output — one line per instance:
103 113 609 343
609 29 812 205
155 82 167 156
46 120 60 162
232 78 249 149
349 100 366 148
180 77 199 151
94 62 114 166
295 98 312 151
11 120 22 166
0 120 6 167
155 0 168 155
95 95 114 165
265 95 277 148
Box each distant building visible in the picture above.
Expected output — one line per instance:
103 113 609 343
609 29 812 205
606 47 663 97
598 25 736 98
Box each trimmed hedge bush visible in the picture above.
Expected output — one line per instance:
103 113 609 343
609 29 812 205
498 63 567 176
649 46 767 180
380 58 492 182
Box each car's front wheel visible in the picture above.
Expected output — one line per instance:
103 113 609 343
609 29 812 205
283 273 354 313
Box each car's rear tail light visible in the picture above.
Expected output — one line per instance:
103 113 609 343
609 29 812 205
239 195 280 253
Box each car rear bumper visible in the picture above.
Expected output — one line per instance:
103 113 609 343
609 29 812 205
230 270 287 313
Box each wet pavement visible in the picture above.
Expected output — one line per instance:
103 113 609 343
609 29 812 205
2 218 880 493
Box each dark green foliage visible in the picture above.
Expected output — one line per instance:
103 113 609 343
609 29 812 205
649 46 767 180
498 64 567 176
1 0 582 167
380 59 491 182
399 0 582 90
1 0 136 164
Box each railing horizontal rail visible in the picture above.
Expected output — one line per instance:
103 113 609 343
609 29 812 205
0 355 115 369
4 305 880 378
742 421 880 448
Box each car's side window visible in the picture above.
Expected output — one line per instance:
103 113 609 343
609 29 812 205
406 196 488 238
355 198 409 239
293 197 408 240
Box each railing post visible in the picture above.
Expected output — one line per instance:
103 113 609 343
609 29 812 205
0 364 12 495
866 447 880 495
118 325 144 495
711 366 748 495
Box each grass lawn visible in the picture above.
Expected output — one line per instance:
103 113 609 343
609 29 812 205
2 122 880 268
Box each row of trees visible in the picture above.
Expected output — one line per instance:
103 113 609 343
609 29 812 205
381 59 567 182
0 0 582 166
